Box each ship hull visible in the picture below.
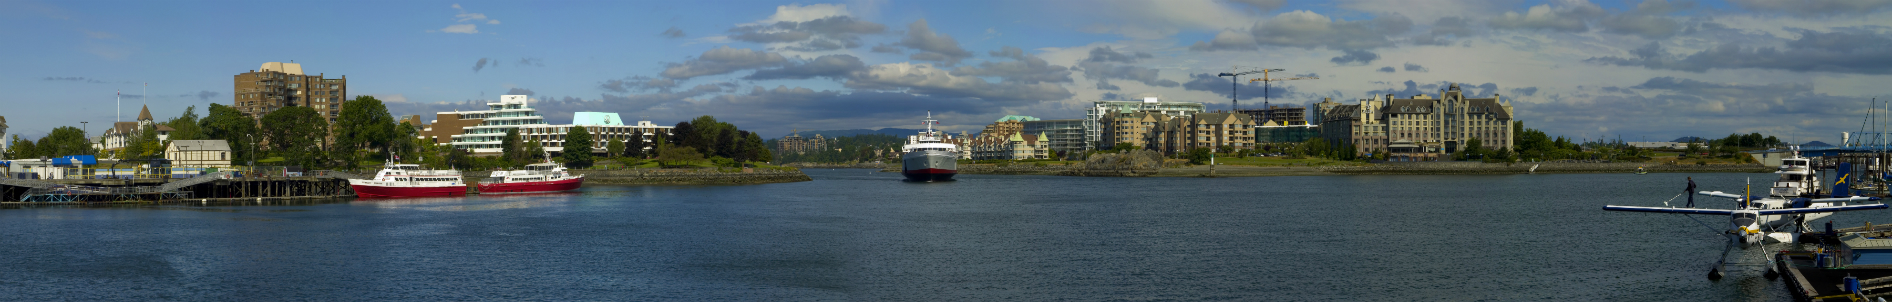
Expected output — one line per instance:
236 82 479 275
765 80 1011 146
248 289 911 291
902 151 958 182
349 182 468 198
476 176 584 194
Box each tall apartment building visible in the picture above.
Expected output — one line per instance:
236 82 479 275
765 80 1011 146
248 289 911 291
1235 105 1307 125
233 62 347 122
1021 119 1086 157
1085 97 1204 150
777 131 828 154
1316 83 1514 161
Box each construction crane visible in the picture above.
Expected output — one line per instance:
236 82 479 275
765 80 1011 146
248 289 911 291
1248 70 1318 112
1216 67 1278 112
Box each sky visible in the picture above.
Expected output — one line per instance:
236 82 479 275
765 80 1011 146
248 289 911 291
3 0 1890 144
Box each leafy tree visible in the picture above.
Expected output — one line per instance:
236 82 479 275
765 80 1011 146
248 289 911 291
744 132 772 163
1457 138 1485 160
1185 147 1212 164
199 104 258 165
501 128 522 165
658 146 704 168
606 137 625 159
36 126 93 157
716 128 739 159
561 126 594 168
671 121 694 147
388 121 420 159
625 132 647 158
6 135 37 159
261 106 328 168
122 124 165 160
525 138 546 161
164 105 204 141
1112 142 1138 153
332 96 397 169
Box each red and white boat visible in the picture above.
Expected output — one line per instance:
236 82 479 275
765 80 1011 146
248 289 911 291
348 162 468 198
476 161 584 194
901 111 959 182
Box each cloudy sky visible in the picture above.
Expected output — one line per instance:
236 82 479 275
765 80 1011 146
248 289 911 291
4 0 1890 144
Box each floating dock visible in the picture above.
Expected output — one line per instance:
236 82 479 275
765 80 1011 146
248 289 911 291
1777 223 1892 301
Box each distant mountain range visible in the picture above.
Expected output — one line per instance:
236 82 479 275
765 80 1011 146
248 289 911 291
1801 141 1833 147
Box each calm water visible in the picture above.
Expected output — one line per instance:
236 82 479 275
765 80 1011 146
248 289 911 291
0 169 1870 301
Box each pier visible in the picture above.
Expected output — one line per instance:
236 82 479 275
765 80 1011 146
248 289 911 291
0 170 361 204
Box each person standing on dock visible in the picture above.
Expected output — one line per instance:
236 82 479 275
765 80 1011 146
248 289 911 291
1686 177 1697 207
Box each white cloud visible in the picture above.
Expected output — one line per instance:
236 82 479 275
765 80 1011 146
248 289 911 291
752 3 851 25
439 24 478 34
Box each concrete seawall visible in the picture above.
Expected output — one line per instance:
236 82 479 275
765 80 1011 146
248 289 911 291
1323 162 1773 174
573 168 812 185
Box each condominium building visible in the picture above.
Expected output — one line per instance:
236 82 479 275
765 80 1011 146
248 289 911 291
419 95 670 154
1102 111 1257 156
777 131 828 154
1022 119 1086 157
1235 105 1308 125
233 62 347 122
966 132 1050 160
1084 97 1205 151
1316 84 1515 161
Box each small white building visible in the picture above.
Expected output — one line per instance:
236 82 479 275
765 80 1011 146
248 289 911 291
165 140 233 168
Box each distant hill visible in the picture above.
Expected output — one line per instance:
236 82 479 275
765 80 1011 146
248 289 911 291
1802 141 1833 147
797 128 932 138
1672 136 1706 143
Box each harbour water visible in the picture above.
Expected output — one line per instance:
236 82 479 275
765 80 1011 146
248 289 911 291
1 169 1864 300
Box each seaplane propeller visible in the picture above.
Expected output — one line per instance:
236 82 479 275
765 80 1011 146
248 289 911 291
1605 192 1885 280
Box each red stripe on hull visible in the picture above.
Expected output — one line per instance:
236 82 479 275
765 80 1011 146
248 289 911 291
351 185 468 198
476 177 584 194
902 168 957 181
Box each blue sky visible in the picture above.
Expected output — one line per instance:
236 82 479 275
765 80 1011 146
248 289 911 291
4 0 1891 144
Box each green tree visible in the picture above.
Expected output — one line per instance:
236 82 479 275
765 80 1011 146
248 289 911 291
388 121 420 159
715 127 739 159
165 105 204 141
658 146 704 168
625 133 647 158
561 126 594 168
1458 137 1485 160
261 106 328 168
199 104 258 165
606 137 625 159
525 138 546 161
671 121 695 148
36 126 93 157
332 96 397 169
1185 147 1212 164
122 124 165 160
501 128 522 165
6 135 37 159
1112 142 1138 152
744 132 772 163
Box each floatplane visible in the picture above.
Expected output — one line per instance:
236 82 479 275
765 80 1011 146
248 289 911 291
1604 149 1887 279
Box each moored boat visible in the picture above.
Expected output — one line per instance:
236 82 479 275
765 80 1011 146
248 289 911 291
477 160 584 194
901 111 959 182
348 162 467 198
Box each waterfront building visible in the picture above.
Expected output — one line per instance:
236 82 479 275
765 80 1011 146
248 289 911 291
1255 123 1320 144
777 131 829 154
967 131 1050 160
1104 111 1257 156
233 62 348 123
0 116 7 157
1085 98 1205 151
1022 119 1086 158
99 105 174 154
419 95 670 155
1316 84 1515 161
164 140 232 168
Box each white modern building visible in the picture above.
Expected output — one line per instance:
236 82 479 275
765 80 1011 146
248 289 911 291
424 95 672 155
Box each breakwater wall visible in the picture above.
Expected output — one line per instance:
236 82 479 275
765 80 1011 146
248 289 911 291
1324 161 1773 174
786 162 888 169
573 168 811 185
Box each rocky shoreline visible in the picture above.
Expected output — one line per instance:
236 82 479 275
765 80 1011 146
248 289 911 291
573 168 812 185
873 161 1772 177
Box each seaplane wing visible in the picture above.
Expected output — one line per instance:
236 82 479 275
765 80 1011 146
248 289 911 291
1601 205 1737 215
1754 204 1889 215
1698 191 1745 199
1809 196 1885 203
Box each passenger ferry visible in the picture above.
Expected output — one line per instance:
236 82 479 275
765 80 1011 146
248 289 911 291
348 161 467 198
477 159 584 194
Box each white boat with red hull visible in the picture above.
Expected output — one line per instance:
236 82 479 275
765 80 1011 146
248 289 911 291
902 111 960 182
348 162 467 198
477 159 584 194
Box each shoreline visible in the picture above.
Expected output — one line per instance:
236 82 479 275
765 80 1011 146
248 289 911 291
868 162 1773 177
575 168 812 185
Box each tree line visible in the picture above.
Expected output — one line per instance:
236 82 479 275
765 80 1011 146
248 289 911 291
767 133 905 164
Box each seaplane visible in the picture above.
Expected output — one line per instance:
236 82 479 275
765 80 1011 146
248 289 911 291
1605 188 1885 279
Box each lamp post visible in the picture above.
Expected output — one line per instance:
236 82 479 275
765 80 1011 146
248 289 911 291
245 134 255 169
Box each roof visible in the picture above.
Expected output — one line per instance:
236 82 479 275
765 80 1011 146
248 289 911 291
154 124 176 132
260 62 304 75
108 122 139 135
1843 232 1892 249
571 112 624 126
138 105 153 121
167 140 231 152
1465 98 1511 120
995 115 1040 122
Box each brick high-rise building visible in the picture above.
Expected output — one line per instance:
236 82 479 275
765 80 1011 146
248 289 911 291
233 62 348 122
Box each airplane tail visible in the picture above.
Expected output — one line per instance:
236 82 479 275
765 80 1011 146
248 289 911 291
1835 162 1853 197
